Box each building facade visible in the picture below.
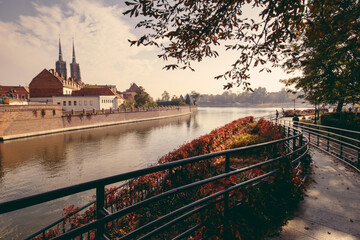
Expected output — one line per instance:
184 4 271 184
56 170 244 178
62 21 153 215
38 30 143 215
0 86 30 100
52 95 116 111
52 86 124 111
29 69 81 102
122 82 140 101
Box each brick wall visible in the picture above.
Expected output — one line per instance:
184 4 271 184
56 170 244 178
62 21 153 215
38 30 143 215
0 105 195 140
29 69 64 97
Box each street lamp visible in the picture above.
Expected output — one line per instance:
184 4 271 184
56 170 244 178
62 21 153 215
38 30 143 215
292 92 297 115
293 98 296 113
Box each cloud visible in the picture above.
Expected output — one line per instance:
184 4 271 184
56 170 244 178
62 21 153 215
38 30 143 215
0 0 153 91
0 0 294 98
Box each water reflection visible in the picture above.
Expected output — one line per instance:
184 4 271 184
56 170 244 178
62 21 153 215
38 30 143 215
2 116 192 166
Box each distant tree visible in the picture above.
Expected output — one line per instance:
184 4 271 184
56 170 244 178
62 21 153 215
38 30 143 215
161 91 170 101
190 91 201 105
121 99 135 108
249 87 267 104
134 86 154 107
197 88 301 106
170 95 185 106
185 94 191 105
180 95 185 102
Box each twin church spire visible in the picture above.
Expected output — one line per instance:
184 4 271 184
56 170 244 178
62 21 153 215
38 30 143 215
55 37 81 83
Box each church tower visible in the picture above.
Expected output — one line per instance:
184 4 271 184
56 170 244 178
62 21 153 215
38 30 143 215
70 40 82 84
55 38 67 79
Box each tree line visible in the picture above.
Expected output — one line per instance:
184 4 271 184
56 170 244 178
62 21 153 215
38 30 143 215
156 90 201 106
121 87 201 108
199 88 301 106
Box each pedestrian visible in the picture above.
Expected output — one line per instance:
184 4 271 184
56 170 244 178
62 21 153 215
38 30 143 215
276 110 279 121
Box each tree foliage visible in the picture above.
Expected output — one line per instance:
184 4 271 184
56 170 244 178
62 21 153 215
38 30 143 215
134 86 156 107
124 0 307 90
282 0 360 112
190 90 201 105
124 0 359 107
185 94 191 105
161 91 170 101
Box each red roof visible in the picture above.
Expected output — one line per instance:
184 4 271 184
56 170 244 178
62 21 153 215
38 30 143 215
72 86 117 96
0 86 29 94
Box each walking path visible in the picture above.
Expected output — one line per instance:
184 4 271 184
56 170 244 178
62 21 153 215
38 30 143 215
271 147 360 240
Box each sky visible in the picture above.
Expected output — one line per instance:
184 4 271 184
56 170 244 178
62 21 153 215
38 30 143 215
0 0 300 99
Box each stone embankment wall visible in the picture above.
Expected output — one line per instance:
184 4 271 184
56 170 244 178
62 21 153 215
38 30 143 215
0 105 196 141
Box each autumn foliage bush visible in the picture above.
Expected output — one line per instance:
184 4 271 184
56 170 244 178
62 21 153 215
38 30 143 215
34 117 308 240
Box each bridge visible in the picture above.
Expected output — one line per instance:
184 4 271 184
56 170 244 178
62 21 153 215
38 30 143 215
0 116 359 239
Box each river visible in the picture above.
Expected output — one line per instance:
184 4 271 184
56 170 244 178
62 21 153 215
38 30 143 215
0 107 282 239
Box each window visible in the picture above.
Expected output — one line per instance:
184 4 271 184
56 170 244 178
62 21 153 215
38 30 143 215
68 101 71 106
74 101 77 106
90 100 93 106
57 102 61 105
63 101 66 106
79 101 82 106
21 95 25 99
84 100 87 106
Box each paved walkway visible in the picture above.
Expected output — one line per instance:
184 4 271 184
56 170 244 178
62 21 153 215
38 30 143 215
271 147 360 240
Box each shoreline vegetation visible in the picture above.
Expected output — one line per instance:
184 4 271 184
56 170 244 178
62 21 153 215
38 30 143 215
37 116 308 240
198 88 313 109
198 102 313 108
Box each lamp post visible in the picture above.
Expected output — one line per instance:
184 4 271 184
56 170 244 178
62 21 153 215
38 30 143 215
293 98 296 113
292 92 297 116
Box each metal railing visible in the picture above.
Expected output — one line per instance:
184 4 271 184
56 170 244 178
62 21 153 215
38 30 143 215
0 121 309 240
278 119 360 172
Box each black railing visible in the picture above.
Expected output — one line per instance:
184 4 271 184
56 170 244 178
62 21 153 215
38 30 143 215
278 119 360 172
0 121 309 240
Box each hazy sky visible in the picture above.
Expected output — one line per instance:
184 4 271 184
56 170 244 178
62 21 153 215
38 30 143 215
0 0 299 99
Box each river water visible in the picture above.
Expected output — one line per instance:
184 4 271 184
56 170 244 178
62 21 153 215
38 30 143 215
0 107 281 239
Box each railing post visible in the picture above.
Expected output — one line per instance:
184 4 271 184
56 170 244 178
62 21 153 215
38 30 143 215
293 129 297 150
317 126 320 146
358 139 360 167
340 142 343 158
327 138 330 151
288 127 290 138
223 153 230 239
96 184 107 239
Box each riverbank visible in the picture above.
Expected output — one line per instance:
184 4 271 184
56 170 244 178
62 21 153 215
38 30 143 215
0 105 196 141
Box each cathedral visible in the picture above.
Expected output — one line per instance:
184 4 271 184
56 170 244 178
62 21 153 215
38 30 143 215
29 39 83 99
55 38 82 85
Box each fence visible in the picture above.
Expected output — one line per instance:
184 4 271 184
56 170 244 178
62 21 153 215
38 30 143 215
278 119 360 173
62 106 184 117
0 120 309 240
